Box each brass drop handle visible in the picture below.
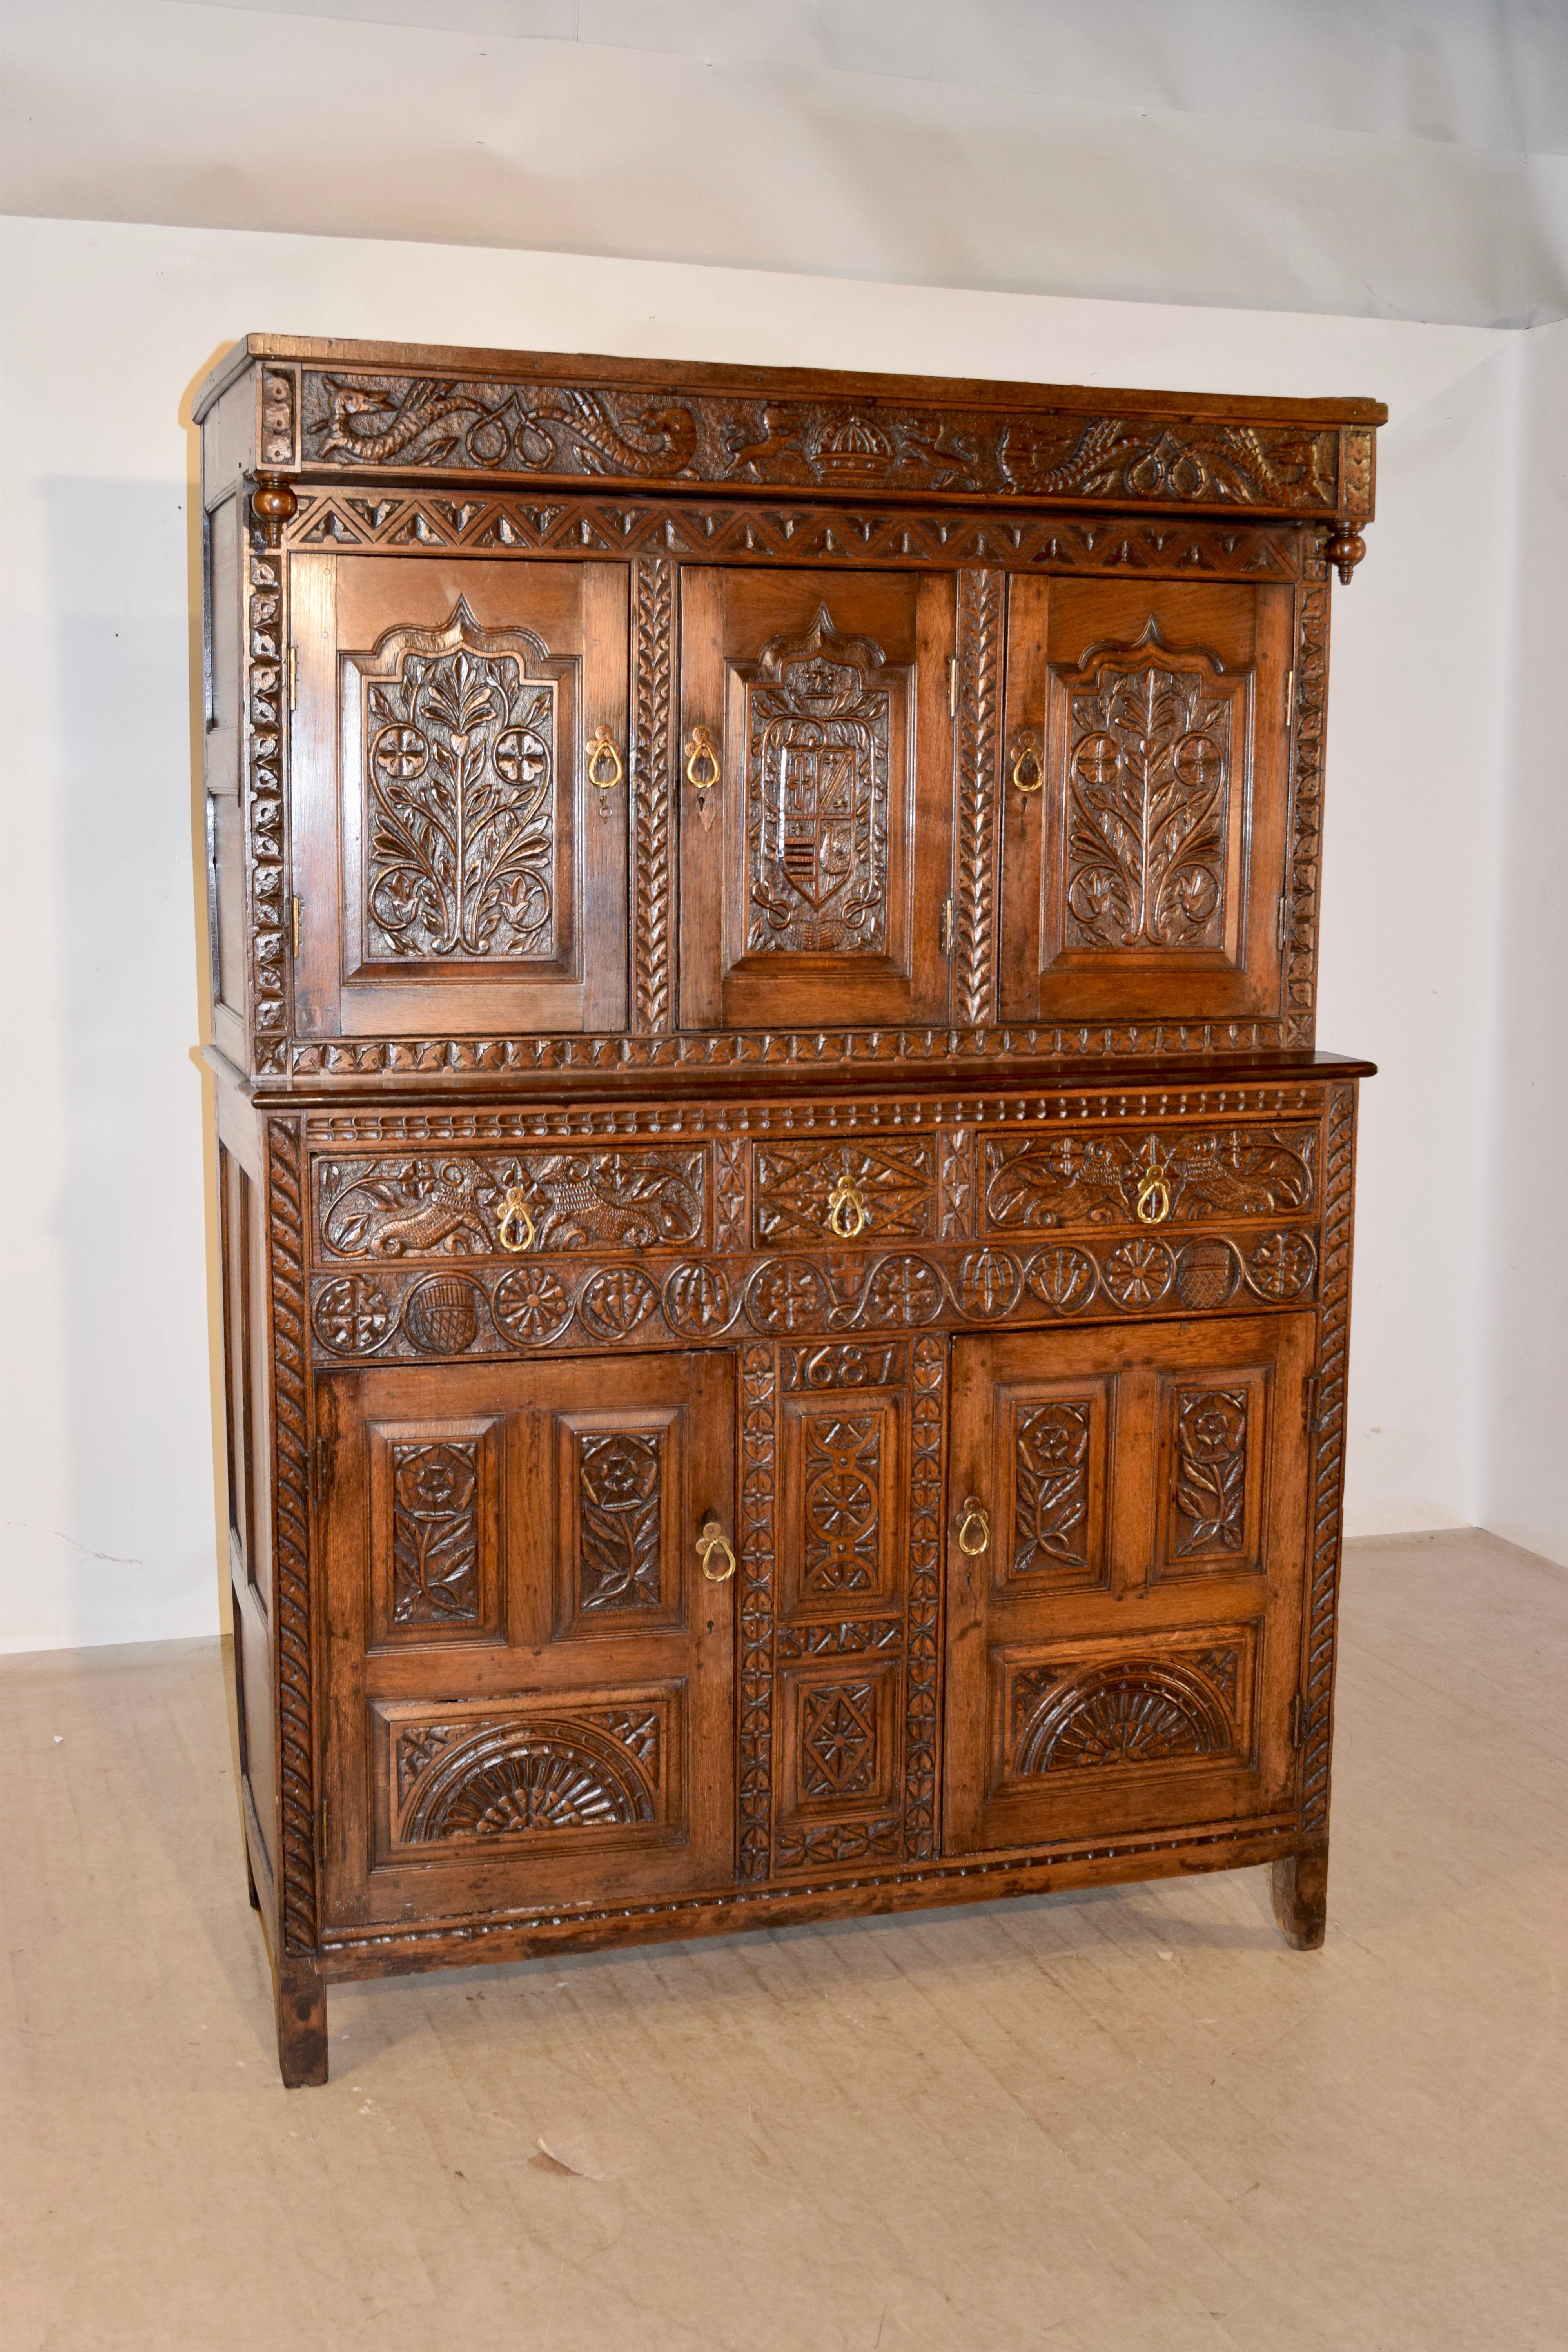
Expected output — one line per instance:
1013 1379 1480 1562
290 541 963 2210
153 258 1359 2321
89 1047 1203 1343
956 1496 991 1556
1134 1143 1172 1226
695 1517 737 1583
826 1176 870 1239
1010 728 1044 794
496 1187 537 1253
684 726 721 793
586 725 624 790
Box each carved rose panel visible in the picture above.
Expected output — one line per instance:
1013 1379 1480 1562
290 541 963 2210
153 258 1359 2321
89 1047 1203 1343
576 1431 664 1613
1171 1388 1250 1560
744 610 893 955
1011 1402 1093 1577
390 1440 480 1626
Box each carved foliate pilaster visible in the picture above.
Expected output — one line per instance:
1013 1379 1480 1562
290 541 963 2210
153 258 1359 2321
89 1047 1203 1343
954 568 1004 1027
738 1346 778 1879
904 1335 946 1858
244 551 289 1073
1284 556 1332 1047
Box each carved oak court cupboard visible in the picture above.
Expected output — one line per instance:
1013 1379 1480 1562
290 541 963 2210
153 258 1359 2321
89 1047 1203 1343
193 336 1382 2084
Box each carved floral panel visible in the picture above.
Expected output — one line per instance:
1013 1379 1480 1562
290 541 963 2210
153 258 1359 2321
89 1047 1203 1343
390 1440 480 1626
362 603 558 961
1061 628 1239 952
744 610 893 955
1011 1402 1093 1577
1170 1387 1250 1560
576 1431 663 1613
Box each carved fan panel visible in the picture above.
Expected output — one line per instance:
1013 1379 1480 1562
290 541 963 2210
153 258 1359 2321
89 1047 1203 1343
383 1700 670 1850
357 601 565 964
1002 1635 1251 1782
744 608 894 955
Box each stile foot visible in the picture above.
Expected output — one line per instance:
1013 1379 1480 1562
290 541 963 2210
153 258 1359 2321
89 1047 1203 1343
275 1960 329 2087
1271 1845 1328 1949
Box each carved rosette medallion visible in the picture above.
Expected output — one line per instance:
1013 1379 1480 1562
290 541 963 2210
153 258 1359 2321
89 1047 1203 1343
744 608 892 954
312 1275 394 1354
492 1264 572 1345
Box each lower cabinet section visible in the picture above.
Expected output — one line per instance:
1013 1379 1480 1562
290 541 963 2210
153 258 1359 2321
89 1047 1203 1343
942 1314 1314 1854
316 1350 738 1929
315 1313 1315 1935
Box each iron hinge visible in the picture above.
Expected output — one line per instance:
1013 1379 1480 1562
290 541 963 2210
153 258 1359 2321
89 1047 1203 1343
1303 1372 1320 1435
940 897 956 955
947 655 959 717
1277 893 1289 952
1289 1692 1308 1749
315 1798 330 1857
310 1434 333 1499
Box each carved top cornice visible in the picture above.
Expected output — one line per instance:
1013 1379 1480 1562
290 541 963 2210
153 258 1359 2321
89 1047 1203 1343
197 336 1383 524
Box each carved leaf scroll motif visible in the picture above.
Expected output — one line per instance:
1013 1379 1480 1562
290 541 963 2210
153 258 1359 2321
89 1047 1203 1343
390 1441 480 1626
1012 1403 1092 1575
1062 624 1238 953
745 608 892 955
1171 1388 1249 1557
363 601 558 962
577 1431 663 1612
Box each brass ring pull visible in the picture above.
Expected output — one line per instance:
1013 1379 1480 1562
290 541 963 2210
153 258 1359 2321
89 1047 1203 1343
684 726 721 793
1134 1143 1172 1226
496 1187 537 1253
826 1177 870 1239
586 725 624 790
956 1497 990 1557
695 1517 737 1583
1010 728 1044 794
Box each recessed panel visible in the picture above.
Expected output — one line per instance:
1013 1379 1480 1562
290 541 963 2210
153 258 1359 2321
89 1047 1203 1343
367 1414 504 1647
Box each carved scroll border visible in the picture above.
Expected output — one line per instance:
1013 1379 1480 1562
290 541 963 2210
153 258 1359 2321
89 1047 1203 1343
954 568 1005 1027
632 557 675 1032
738 1346 777 1880
280 491 1307 581
904 1335 946 1859
1300 1083 1357 1835
266 1116 317 1955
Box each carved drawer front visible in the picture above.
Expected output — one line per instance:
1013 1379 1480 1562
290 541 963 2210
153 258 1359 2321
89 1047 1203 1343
751 1137 937 1250
982 1121 1316 1240
317 1349 736 1930
998 577 1295 1027
316 1143 708 1264
944 1314 1314 1855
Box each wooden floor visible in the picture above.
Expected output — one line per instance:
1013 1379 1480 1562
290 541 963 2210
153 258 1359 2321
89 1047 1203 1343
5 1528 1566 2352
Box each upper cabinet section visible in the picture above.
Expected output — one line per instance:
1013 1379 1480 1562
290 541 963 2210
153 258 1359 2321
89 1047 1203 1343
195 338 1382 1083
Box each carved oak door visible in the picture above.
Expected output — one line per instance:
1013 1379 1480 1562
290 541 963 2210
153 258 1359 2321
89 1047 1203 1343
944 1314 1313 1854
998 581 1294 1025
316 1350 735 1931
290 555 630 1040
677 568 955 1028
